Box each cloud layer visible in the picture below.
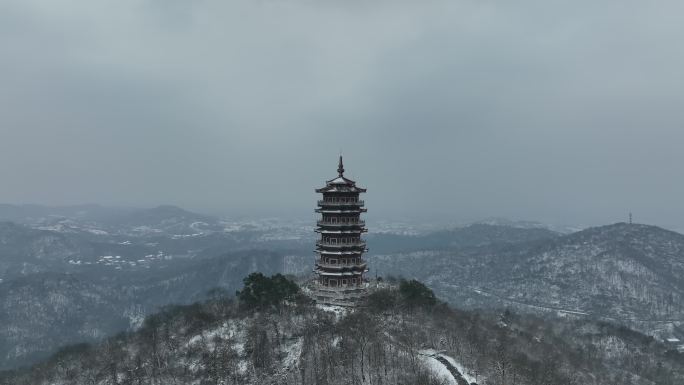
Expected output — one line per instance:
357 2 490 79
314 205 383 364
1 0 683 226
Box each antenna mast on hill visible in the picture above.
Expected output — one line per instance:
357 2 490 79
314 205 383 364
629 212 633 225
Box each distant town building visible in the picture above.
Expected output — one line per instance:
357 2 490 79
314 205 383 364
665 337 684 352
312 156 369 306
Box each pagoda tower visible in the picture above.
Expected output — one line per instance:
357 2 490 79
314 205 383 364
313 156 368 306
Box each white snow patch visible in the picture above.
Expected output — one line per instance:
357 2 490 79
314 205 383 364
86 229 109 235
419 353 458 385
234 342 245 355
440 354 479 384
282 338 303 370
419 349 480 385
186 322 237 350
316 304 349 318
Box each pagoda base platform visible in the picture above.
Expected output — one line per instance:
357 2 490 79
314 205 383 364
312 283 369 307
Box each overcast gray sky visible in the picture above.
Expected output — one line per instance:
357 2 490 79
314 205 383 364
1 0 683 227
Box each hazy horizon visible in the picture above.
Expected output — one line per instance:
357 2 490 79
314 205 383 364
0 200 667 234
2 1 684 229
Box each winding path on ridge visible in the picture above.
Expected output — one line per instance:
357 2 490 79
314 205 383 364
419 349 477 385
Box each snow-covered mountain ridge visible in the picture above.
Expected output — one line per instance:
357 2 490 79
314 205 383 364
374 222 684 338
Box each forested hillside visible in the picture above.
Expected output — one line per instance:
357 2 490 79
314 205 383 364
3 276 684 385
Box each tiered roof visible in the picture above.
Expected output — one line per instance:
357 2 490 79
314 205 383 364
315 156 367 193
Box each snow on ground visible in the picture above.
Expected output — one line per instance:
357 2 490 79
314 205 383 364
419 349 479 385
419 350 458 385
282 338 303 370
440 354 480 384
316 304 349 318
187 321 237 349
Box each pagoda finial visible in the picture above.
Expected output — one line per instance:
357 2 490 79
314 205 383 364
337 155 345 177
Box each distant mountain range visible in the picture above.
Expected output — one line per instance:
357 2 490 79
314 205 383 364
0 250 290 369
366 223 560 254
2 203 684 370
0 204 314 369
0 222 94 279
473 217 583 234
0 204 224 236
374 222 684 338
0 204 125 224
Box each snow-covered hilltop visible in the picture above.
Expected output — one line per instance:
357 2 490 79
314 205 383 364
5 277 684 385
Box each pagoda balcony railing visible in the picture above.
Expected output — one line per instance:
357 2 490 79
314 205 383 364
315 261 367 269
316 285 366 294
314 292 368 301
315 298 363 307
316 228 368 234
317 281 369 289
314 284 370 295
316 207 368 214
317 220 365 227
316 240 366 248
317 200 365 207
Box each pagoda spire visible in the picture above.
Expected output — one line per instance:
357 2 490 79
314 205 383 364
337 155 345 177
